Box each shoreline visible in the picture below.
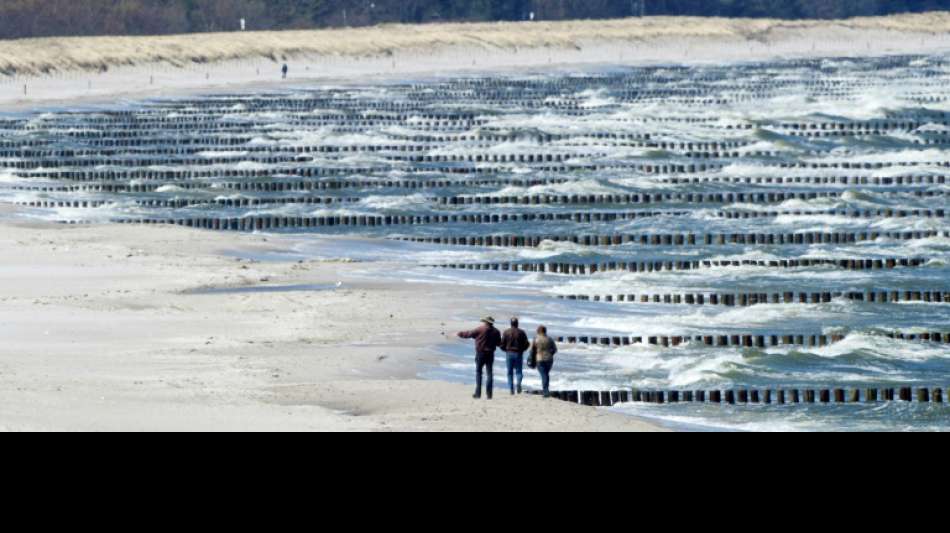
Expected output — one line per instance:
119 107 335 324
2 14 950 110
0 216 666 431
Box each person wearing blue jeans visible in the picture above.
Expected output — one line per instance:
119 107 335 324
458 317 502 400
475 353 494 400
537 359 554 396
506 352 524 394
530 325 559 398
500 318 530 395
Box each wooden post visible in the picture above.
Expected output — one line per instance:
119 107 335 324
725 391 736 405
900 388 913 402
581 391 594 406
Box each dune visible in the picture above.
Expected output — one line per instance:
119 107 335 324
1 14 949 77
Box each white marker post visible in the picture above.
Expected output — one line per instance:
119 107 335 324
241 19 246 31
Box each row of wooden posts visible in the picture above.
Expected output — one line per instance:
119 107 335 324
538 387 950 407
663 174 949 186
438 190 947 206
559 290 950 306
553 331 950 348
398 230 948 248
433 258 928 274
57 148 819 169
0 129 658 148
7 138 756 157
38 206 948 226
10 177 570 193
9 118 488 132
56 219 950 245
12 112 946 136
5 152 615 169
10 162 724 181
0 139 753 158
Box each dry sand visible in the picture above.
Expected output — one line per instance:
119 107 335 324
1 14 949 108
0 216 665 431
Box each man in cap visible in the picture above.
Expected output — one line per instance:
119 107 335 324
458 317 502 400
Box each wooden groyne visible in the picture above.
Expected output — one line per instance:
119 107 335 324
44 210 949 227
559 290 950 306
662 175 949 186
539 386 949 406
435 191 948 207
430 258 929 274
396 230 948 248
10 177 571 194
553 331 950 348
554 333 845 348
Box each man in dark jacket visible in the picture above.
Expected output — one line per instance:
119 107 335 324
500 318 531 395
458 317 502 400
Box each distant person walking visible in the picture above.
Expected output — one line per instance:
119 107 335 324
282 64 289 79
530 326 558 398
500 318 531 395
458 317 502 400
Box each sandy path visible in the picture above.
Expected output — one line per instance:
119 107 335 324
0 218 663 431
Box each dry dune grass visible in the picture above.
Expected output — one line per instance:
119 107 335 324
1 13 949 76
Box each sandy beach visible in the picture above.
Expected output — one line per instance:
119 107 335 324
0 213 665 431
2 14 950 109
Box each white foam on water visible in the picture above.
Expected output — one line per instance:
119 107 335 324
489 178 624 197
361 194 430 210
155 185 188 193
810 332 950 362
196 151 249 158
568 303 842 333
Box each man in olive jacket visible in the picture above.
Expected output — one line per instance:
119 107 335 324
458 317 502 400
500 318 531 395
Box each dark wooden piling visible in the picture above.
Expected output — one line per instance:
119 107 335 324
900 388 913 402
